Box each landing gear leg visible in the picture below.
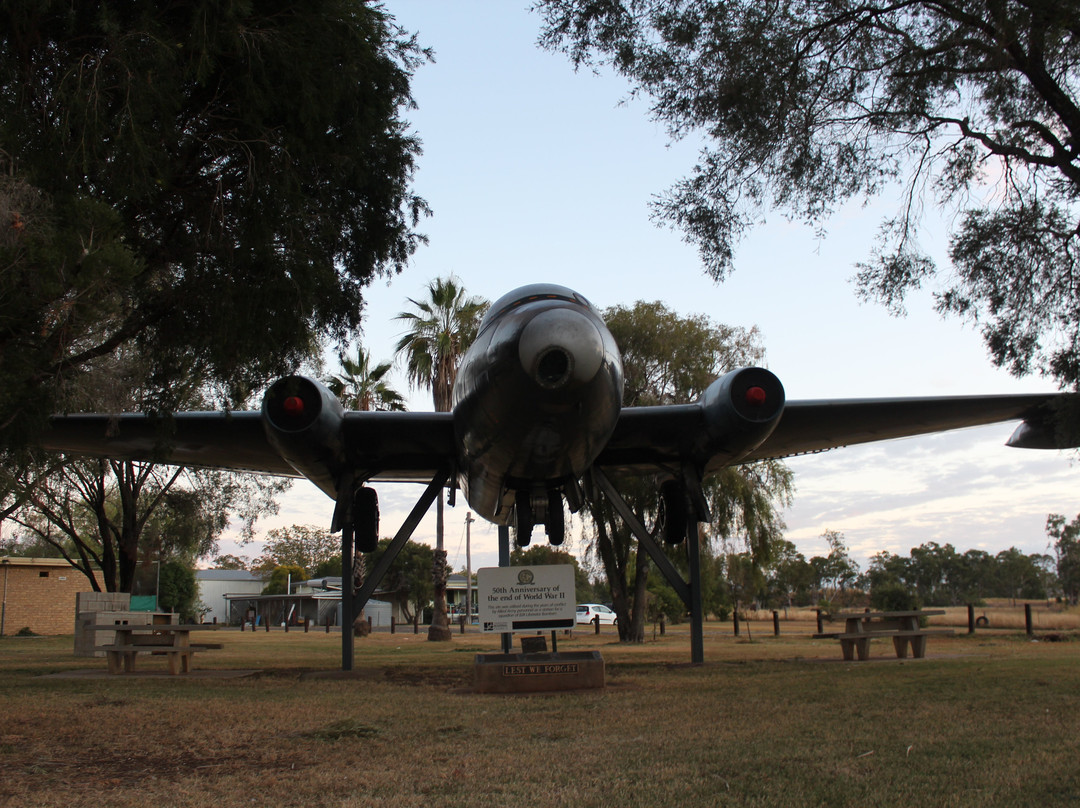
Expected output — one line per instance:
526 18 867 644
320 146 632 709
658 480 688 544
515 490 534 547
545 490 565 545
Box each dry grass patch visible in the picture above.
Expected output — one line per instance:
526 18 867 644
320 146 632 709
2 630 1079 807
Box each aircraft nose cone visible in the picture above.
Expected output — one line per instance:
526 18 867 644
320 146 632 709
518 308 605 389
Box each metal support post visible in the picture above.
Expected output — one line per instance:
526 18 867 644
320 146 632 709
687 517 704 664
341 521 355 671
499 524 512 654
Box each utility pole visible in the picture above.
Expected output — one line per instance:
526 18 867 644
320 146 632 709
465 512 474 626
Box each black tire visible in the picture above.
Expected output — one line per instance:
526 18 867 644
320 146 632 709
658 480 688 544
353 486 379 553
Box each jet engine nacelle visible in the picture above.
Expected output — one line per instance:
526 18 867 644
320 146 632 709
698 367 786 466
262 375 346 498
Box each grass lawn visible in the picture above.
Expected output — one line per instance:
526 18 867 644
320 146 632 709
2 622 1078 807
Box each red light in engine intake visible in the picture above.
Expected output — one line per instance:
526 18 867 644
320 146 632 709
283 396 305 416
744 386 767 407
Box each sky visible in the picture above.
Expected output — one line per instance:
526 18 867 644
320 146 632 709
220 1 1077 574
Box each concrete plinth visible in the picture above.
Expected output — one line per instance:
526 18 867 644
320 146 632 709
472 651 604 694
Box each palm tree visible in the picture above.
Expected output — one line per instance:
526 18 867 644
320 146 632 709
395 276 488 641
395 277 488 411
326 348 406 412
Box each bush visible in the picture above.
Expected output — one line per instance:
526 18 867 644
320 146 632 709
870 582 921 612
159 560 198 620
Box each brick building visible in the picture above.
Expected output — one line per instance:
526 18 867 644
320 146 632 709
1 557 102 636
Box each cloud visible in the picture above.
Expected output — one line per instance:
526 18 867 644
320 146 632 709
785 426 1076 563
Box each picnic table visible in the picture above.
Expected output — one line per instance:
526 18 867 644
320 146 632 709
90 624 221 675
812 610 954 661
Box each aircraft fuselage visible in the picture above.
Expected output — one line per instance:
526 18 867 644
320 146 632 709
452 284 624 526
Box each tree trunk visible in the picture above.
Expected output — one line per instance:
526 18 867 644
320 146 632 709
427 494 452 641
629 544 650 642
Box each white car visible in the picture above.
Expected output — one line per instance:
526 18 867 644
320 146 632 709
576 603 617 625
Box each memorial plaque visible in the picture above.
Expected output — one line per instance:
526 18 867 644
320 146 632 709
478 565 576 633
472 651 605 693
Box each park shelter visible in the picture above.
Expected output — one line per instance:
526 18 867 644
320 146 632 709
222 589 392 629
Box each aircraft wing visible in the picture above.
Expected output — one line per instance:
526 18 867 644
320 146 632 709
41 412 290 475
746 394 1073 461
41 389 1073 497
596 392 1073 477
41 410 456 496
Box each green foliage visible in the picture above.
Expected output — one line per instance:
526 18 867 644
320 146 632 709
210 554 250 571
366 539 434 624
11 451 284 592
863 540 1057 605
326 349 405 412
604 301 764 405
539 1 1080 389
808 530 861 605
510 545 595 603
870 581 921 613
0 526 67 559
1047 513 1080 605
0 0 430 445
724 552 762 610
263 564 306 596
395 276 489 412
313 556 344 578
645 576 685 624
158 560 197 619
254 526 339 577
580 301 793 641
764 540 815 608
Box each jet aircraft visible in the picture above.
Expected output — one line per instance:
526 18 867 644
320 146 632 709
40 283 1077 663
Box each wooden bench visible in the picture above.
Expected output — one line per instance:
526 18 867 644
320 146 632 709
813 610 954 661
89 624 220 675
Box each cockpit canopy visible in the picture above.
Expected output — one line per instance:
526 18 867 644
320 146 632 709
478 283 599 335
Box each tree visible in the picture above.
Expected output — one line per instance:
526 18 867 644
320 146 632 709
262 564 306 596
510 544 595 603
0 522 66 558
1047 513 1080 604
581 301 794 642
725 552 763 616
12 459 283 592
766 539 816 610
810 530 861 607
539 1 1080 390
394 276 488 641
954 549 997 604
327 348 406 412
211 554 250 571
395 277 489 412
253 525 340 578
995 546 1047 601
158 560 198 620
0 1 429 447
906 542 965 605
367 538 434 625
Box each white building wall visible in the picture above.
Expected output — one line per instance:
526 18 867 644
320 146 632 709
196 573 263 624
